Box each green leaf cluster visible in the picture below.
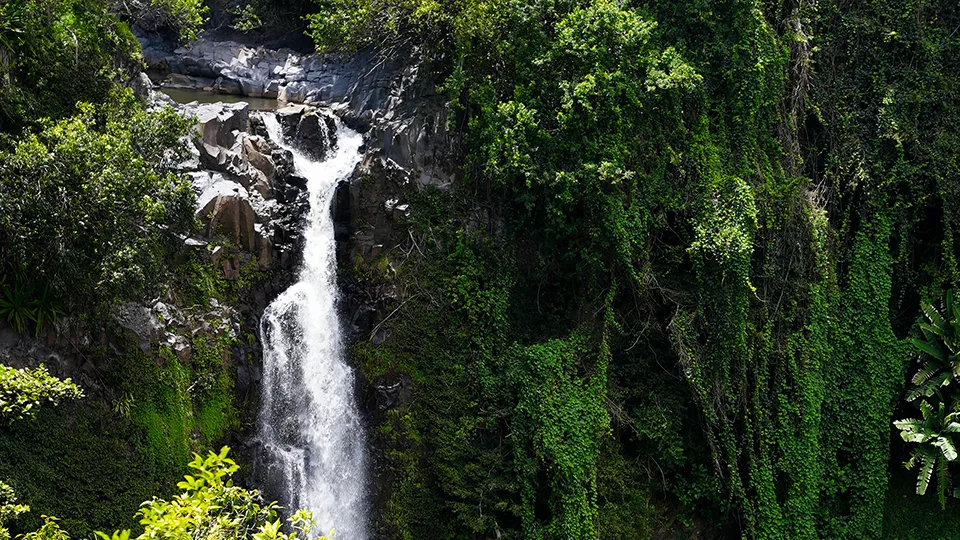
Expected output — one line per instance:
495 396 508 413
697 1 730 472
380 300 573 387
0 365 81 422
317 0 960 538
0 0 141 130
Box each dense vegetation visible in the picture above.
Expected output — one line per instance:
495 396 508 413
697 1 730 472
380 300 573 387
3 0 960 538
303 0 960 538
0 0 266 537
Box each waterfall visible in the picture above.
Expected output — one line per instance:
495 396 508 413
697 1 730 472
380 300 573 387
257 112 368 539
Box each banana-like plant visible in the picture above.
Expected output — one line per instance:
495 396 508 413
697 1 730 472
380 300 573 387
895 399 960 508
907 289 960 402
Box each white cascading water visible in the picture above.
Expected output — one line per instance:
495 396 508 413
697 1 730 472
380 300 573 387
257 112 368 539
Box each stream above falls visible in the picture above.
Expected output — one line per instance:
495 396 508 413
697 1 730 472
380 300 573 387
160 88 286 111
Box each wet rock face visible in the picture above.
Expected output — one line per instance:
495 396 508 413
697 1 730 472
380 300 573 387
114 303 165 353
190 101 250 148
274 104 338 161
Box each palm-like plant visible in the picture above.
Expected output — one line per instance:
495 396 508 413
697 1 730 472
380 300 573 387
0 0 28 58
895 399 960 508
0 275 61 336
906 290 960 402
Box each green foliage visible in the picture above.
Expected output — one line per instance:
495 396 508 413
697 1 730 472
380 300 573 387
111 447 326 540
0 274 61 335
906 290 960 402
112 337 238 481
3 447 325 540
0 365 81 422
0 481 29 540
0 0 141 130
0 401 161 538
315 0 960 537
171 251 270 309
0 92 196 316
0 332 242 538
893 288 960 510
229 4 264 32
882 470 960 539
118 0 208 42
508 335 609 538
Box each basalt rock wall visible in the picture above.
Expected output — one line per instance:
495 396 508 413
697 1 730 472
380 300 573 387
139 33 457 190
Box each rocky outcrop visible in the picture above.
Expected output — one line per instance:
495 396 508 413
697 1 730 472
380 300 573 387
173 101 309 270
138 34 456 190
114 303 166 353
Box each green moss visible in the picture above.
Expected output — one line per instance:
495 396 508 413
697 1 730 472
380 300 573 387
128 357 192 477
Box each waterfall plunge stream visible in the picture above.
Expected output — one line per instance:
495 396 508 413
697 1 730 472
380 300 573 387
257 112 368 539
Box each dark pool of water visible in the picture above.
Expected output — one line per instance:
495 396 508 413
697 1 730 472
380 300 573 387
160 88 286 111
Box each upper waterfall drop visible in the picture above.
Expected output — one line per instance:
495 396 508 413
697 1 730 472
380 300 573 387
257 111 368 539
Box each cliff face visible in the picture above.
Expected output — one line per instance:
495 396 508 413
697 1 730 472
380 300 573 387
139 33 456 188
138 32 458 333
135 31 462 532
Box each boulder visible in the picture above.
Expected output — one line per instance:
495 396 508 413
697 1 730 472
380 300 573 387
214 76 244 95
254 223 274 267
275 104 311 139
292 110 338 160
152 301 186 328
240 77 264 98
196 179 257 251
242 136 277 181
131 72 154 103
189 102 250 148
197 179 248 215
162 73 215 90
204 193 258 251
272 148 295 179
225 135 272 198
197 141 233 169
278 81 310 103
164 333 192 363
286 175 308 190
264 79 282 99
114 303 164 353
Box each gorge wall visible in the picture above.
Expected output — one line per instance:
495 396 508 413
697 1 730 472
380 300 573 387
136 31 460 536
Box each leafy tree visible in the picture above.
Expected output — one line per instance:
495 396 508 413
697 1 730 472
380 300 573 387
0 481 29 540
0 91 196 316
306 0 504 54
895 400 960 508
0 0 141 130
0 363 81 540
116 0 208 42
101 447 329 540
